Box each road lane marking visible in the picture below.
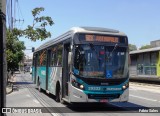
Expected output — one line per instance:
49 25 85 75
51 113 62 116
130 95 158 102
33 99 40 104
26 94 31 97
51 113 55 116
129 87 160 94
129 88 138 91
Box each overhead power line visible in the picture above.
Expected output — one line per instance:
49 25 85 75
6 0 24 29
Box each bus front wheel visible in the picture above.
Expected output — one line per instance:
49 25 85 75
59 88 65 104
55 82 65 104
56 86 60 102
56 88 65 103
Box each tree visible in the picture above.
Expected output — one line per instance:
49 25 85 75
6 7 54 70
139 44 152 50
24 7 54 41
6 29 25 71
129 44 137 51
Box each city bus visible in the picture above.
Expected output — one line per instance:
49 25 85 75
32 27 129 103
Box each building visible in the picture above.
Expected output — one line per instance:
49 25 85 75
150 40 160 47
130 47 160 77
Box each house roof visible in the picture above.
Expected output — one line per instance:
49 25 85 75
130 47 160 54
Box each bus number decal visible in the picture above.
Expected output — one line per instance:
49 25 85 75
88 87 101 91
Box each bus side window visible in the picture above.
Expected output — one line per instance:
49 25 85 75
39 50 47 66
51 53 55 66
42 50 47 66
57 44 63 66
51 47 57 66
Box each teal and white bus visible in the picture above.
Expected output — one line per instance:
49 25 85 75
32 27 129 103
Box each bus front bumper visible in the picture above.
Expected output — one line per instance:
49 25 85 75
69 85 129 103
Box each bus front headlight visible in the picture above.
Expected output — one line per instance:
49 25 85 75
71 79 85 90
122 81 129 90
80 84 84 89
122 85 127 90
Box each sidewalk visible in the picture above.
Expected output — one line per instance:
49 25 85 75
6 73 16 94
6 85 13 94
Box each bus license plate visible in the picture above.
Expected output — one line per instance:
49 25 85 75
100 99 108 103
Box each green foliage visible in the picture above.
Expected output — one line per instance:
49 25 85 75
129 44 137 51
6 29 25 71
6 7 53 70
139 45 152 50
24 7 54 41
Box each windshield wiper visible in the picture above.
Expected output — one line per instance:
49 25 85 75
111 43 118 54
107 43 118 60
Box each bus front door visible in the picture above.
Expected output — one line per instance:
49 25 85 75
62 42 71 99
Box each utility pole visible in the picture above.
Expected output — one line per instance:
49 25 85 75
0 0 6 115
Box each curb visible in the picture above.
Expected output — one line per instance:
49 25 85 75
130 77 160 84
6 85 13 94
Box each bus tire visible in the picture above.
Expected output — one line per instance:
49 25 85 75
38 78 42 92
59 88 65 104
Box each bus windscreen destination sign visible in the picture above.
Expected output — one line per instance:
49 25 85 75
85 34 119 43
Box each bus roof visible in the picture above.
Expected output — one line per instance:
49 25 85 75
70 27 126 35
35 27 127 52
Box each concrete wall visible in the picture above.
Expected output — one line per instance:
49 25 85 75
151 40 160 47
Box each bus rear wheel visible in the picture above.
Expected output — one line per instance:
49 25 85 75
38 79 41 92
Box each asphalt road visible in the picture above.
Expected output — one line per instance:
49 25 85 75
6 72 160 116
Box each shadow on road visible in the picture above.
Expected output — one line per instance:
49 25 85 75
35 88 149 113
66 102 149 113
35 88 56 100
15 82 33 85
11 79 34 92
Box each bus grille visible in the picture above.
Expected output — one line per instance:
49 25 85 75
77 77 127 86
88 94 120 99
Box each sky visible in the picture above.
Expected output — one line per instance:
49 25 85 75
13 0 160 57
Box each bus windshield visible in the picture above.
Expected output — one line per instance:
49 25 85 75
73 44 128 79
